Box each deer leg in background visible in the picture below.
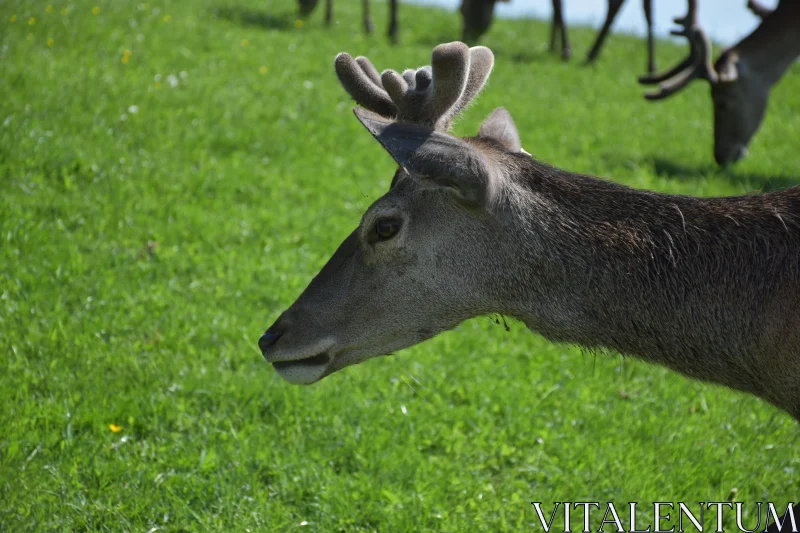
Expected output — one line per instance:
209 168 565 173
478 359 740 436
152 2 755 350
388 0 398 43
298 0 319 20
747 0 775 19
324 0 333 25
552 0 571 60
643 0 656 73
362 0 375 33
585 0 626 65
549 4 559 54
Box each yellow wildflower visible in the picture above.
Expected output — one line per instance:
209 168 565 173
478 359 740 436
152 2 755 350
9 14 16 22
163 14 171 23
240 39 249 48
121 49 131 64
154 81 161 89
259 65 268 75
92 6 100 15
61 7 69 15
294 19 304 29
28 16 36 25
46 5 53 13
109 424 122 433
47 37 54 47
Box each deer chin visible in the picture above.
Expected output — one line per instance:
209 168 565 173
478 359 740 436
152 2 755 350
270 344 396 384
261 333 338 384
272 352 334 384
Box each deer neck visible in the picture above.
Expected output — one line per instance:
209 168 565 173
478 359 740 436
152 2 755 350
496 162 800 416
725 0 800 86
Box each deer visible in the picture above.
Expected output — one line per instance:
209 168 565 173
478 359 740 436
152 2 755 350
298 0 399 42
639 0 800 165
460 0 572 59
259 41 800 423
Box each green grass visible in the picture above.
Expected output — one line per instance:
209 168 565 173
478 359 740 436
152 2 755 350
1 0 799 531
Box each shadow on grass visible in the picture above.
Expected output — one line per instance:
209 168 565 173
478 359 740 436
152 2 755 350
213 6 296 30
652 157 800 193
594 152 799 192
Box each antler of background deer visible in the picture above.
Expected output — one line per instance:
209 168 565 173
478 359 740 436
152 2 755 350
638 0 718 99
334 42 494 131
746 0 774 19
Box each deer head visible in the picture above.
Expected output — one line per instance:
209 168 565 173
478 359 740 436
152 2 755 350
638 0 773 166
259 42 530 384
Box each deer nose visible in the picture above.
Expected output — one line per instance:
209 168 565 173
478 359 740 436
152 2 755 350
258 330 282 354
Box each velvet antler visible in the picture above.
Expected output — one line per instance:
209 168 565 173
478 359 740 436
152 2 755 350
334 42 494 131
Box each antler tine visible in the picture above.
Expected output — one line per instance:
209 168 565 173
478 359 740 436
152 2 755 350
638 0 718 100
335 53 398 118
674 0 700 31
355 56 383 87
641 62 702 100
428 42 473 127
439 46 494 130
334 42 494 131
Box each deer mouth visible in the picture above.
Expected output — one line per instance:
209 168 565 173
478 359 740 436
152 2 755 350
271 352 332 384
272 352 330 370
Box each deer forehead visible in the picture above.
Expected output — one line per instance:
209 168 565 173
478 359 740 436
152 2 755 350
362 178 478 230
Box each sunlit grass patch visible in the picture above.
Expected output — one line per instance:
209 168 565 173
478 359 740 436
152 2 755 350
1 0 798 530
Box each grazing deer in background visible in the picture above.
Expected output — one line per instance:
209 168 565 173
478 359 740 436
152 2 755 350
460 0 571 59
259 41 800 421
298 0 399 41
639 0 800 165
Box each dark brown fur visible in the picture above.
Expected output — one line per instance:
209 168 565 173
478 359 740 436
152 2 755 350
492 150 800 418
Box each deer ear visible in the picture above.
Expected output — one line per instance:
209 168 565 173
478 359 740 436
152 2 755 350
478 107 522 152
354 107 497 206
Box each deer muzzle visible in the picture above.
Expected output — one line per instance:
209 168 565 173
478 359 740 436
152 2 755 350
259 314 337 384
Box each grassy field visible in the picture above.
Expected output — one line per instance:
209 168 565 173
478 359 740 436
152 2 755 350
1 0 799 531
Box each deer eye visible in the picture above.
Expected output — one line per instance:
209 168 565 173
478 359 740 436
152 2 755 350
375 218 402 241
